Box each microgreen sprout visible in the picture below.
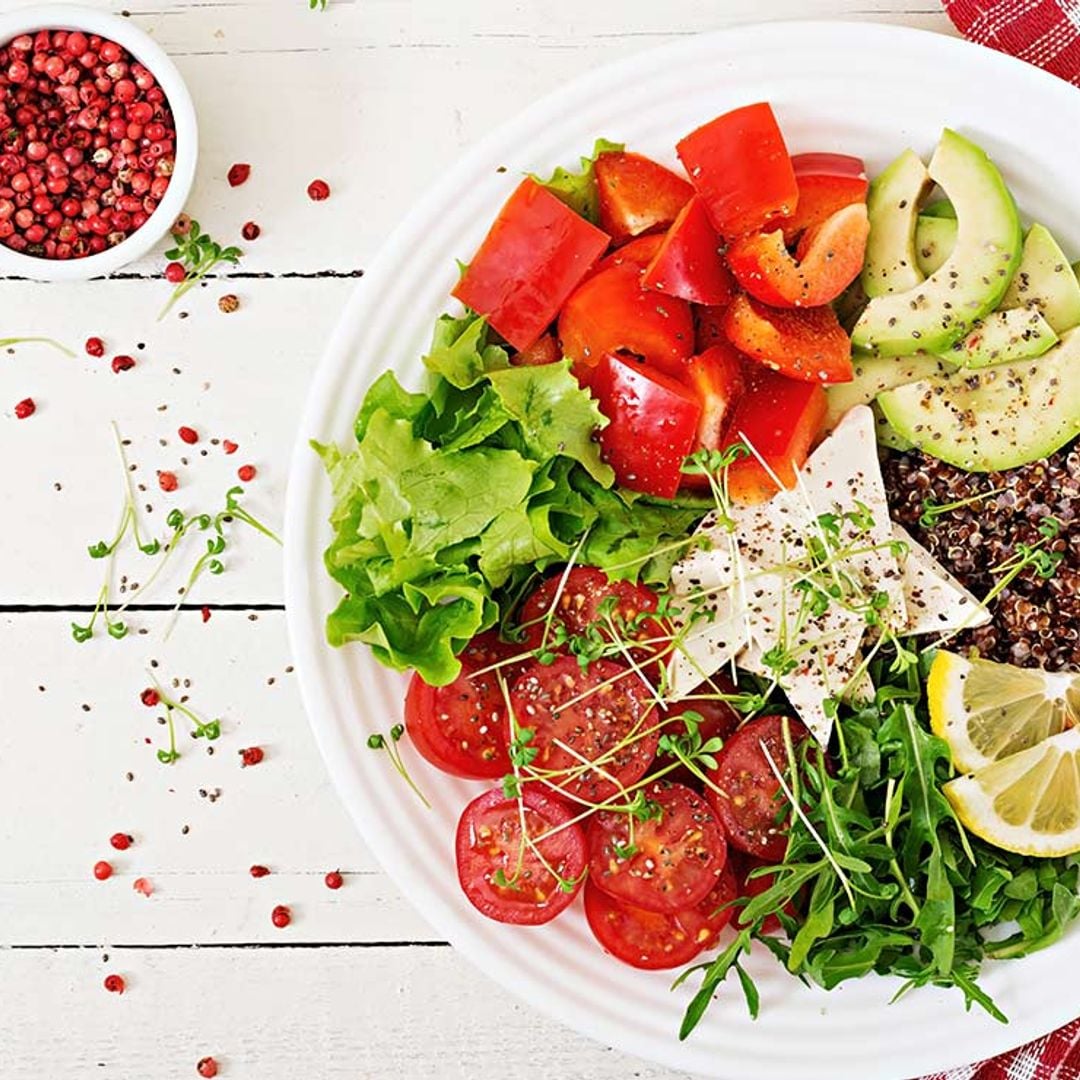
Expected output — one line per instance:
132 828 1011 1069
144 675 222 765
159 221 243 320
918 487 1006 529
0 336 75 357
367 723 431 809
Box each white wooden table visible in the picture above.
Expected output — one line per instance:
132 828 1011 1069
0 2 956 1076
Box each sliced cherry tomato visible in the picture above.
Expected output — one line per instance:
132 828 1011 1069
693 303 731 353
558 264 695 381
676 103 798 239
584 862 737 970
726 202 869 308
591 353 702 499
778 152 868 242
722 294 853 384
681 342 745 452
595 232 664 274
704 714 810 862
404 631 518 780
517 566 661 656
641 197 735 306
595 151 694 244
453 177 609 351
511 332 561 367
456 787 587 925
509 656 659 804
720 362 826 504
588 780 727 913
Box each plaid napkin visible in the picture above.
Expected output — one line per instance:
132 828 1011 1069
917 1018 1080 1079
942 0 1080 84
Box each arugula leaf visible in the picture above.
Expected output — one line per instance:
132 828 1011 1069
532 138 624 223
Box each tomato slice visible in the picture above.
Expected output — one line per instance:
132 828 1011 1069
594 151 694 244
641 197 735 306
404 631 518 780
681 342 745 452
591 353 702 499
704 714 810 862
722 294 853 385
779 152 868 242
676 103 798 239
720 361 826 504
558 264 695 381
510 656 659 804
726 202 869 308
453 177 609 351
456 787 587 925
517 566 661 657
511 331 561 367
595 232 663 275
588 780 727 913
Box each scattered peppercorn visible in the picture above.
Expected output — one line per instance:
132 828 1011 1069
218 293 239 314
249 864 270 878
111 354 135 373
140 687 160 707
222 439 238 455
133 876 153 897
85 336 105 357
324 870 343 890
178 425 198 444
239 746 264 768
164 260 185 283
271 904 291 928
196 1056 219 1078
157 470 178 492
172 213 191 235
227 162 250 187
201 605 211 623
241 220 260 241
237 464 256 482
14 397 35 419
307 178 330 201
93 860 113 881
103 974 125 994
109 832 133 851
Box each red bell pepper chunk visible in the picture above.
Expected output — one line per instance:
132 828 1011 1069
595 151 694 244
726 202 869 309
722 293 853 385
779 152 868 242
722 364 826 505
453 177 609 351
681 342 745 452
592 354 702 499
595 232 664 275
511 332 561 367
642 197 735 307
677 103 798 240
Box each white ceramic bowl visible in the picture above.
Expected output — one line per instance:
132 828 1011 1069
0 3 197 281
286 21 1080 1080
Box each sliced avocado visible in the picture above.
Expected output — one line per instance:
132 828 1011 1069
834 275 869 332
922 198 956 219
877 328 1080 471
861 149 931 299
871 401 914 451
915 215 957 276
824 353 951 431
852 130 1022 357
998 223 1080 333
937 307 1057 369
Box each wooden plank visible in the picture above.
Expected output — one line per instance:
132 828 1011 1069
1 277 354 604
0 945 700 1079
0 610 437 945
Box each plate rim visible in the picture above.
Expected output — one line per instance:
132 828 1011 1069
285 20 1080 1078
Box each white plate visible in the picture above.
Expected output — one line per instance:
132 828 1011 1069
285 22 1080 1079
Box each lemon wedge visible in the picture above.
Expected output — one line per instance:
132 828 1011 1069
927 650 1080 773
944 728 1080 856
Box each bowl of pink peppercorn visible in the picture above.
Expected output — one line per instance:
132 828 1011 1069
0 4 197 281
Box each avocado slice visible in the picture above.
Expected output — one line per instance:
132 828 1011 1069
871 401 914 451
861 149 931 299
852 130 1022 357
922 198 956 219
824 353 951 431
877 328 1080 471
937 307 1057 369
999 223 1080 333
915 215 957 276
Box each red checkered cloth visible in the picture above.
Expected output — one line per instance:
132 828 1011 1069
916 1018 1080 1078
942 0 1080 85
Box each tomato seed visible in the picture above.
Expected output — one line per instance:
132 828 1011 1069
271 904 291 928
237 464 256 482
324 870 343 890
14 397 35 419
109 832 133 851
227 162 250 187
93 860 113 881
306 178 330 201
103 974 125 994
111 354 135 373
178 425 198 444
85 336 105 357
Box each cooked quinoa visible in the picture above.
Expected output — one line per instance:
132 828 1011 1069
882 442 1079 672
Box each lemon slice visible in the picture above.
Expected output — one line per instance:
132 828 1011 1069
927 650 1080 773
944 728 1080 856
